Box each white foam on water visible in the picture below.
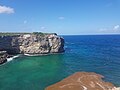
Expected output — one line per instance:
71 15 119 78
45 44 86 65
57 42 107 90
24 53 48 56
24 54 37 56
7 55 20 62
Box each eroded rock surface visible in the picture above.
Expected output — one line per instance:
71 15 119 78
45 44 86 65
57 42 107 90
46 72 119 90
0 51 13 64
0 33 64 54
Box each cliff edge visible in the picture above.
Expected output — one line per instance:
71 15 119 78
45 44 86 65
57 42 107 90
0 32 64 64
0 33 64 54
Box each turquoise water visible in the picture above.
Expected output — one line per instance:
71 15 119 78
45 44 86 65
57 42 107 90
0 35 120 90
0 55 67 90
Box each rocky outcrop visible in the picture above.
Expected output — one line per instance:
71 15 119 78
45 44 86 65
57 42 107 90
46 72 119 90
0 33 64 55
0 51 13 64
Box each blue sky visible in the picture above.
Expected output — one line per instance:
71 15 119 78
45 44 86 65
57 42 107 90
0 0 120 35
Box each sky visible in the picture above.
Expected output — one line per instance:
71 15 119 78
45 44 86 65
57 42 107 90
0 0 120 35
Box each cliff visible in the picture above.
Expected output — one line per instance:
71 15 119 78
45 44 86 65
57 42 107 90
46 72 120 90
0 33 64 54
0 33 64 64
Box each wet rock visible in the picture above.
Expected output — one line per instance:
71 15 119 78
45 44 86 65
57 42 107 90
46 72 118 90
0 51 8 64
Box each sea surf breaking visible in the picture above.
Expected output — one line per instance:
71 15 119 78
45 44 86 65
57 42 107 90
7 55 20 62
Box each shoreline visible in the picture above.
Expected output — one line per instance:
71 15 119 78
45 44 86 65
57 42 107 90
0 54 20 66
7 54 20 62
0 52 64 65
24 52 64 56
0 33 65 65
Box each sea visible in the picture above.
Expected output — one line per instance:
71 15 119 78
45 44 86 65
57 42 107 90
0 35 120 90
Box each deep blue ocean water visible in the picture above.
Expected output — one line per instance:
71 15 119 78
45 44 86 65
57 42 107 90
0 35 120 90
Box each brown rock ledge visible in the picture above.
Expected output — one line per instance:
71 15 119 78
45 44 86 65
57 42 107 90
46 72 119 90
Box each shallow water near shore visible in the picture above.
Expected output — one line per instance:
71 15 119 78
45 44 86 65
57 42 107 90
0 35 120 90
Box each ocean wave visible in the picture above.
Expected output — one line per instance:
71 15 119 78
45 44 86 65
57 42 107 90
24 53 48 56
7 55 20 62
65 42 75 45
24 54 36 56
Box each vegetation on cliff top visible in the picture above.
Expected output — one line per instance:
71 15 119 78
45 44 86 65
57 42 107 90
0 32 57 36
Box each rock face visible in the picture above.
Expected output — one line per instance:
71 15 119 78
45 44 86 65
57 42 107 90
46 72 119 90
0 51 12 64
0 33 64 54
